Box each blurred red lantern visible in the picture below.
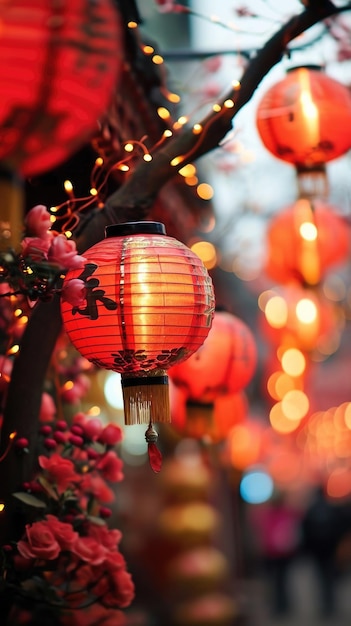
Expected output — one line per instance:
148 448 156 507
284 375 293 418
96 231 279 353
259 284 341 353
264 198 350 285
169 310 257 401
169 382 248 444
0 0 123 177
61 221 215 469
256 66 351 170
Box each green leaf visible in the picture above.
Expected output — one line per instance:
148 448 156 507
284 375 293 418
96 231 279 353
13 492 47 508
86 515 106 526
37 476 59 500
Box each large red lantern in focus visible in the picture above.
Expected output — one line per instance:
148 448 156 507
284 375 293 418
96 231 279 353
0 0 123 177
256 66 351 170
168 310 257 401
61 221 215 469
265 198 350 286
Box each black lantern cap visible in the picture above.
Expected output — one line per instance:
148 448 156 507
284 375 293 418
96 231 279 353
105 221 166 238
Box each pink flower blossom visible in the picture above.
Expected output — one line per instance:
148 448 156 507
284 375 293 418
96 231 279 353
17 521 61 560
98 423 123 446
39 391 56 423
48 234 86 270
39 453 80 493
61 279 87 307
21 236 51 262
25 204 52 239
81 417 103 441
96 450 124 483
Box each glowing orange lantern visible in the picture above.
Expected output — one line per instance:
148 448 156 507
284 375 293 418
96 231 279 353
256 66 351 170
169 382 248 444
169 310 257 401
259 284 341 353
264 198 350 285
61 221 215 469
0 0 123 177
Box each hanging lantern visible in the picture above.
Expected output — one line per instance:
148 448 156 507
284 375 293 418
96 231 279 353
256 66 351 171
259 284 342 353
264 198 350 286
61 221 215 470
169 310 257 401
0 0 123 178
169 382 248 445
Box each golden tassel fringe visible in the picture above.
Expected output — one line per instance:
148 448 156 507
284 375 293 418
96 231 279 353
122 374 171 425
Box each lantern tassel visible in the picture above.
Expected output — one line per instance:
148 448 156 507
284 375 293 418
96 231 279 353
121 373 171 425
145 421 162 473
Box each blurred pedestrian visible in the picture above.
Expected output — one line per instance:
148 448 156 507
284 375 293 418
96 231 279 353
301 485 349 618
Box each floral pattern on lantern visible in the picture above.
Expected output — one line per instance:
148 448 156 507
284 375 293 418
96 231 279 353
264 198 350 286
0 0 123 177
256 66 351 170
61 221 215 430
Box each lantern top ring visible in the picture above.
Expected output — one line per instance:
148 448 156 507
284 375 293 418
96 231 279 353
105 221 166 238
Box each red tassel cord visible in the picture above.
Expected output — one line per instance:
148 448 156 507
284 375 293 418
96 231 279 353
145 422 162 473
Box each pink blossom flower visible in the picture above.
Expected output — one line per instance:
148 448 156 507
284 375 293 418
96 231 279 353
71 536 106 565
39 391 56 423
45 515 78 550
61 279 86 307
25 204 52 239
48 234 86 270
203 56 222 73
98 423 123 446
96 450 124 483
21 236 51 262
81 417 103 441
38 453 80 493
17 521 61 560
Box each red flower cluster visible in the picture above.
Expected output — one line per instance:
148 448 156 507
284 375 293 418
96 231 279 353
5 411 134 623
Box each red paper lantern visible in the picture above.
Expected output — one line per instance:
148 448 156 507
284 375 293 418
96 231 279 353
264 198 350 285
169 383 248 444
61 221 215 430
259 284 340 353
169 310 257 401
0 0 123 177
256 66 351 170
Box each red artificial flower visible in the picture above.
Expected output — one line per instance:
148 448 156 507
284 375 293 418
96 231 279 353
98 423 123 446
45 515 79 550
80 473 115 503
17 521 61 560
88 523 122 550
81 417 103 441
38 453 81 494
71 535 106 565
25 204 52 239
96 450 124 483
96 552 135 608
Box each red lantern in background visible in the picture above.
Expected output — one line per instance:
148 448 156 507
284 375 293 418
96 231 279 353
0 0 123 177
256 66 351 170
264 198 350 285
61 221 215 470
169 382 248 445
259 284 342 353
169 310 257 401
